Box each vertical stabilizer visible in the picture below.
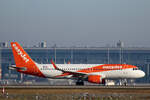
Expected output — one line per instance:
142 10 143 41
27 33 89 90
11 42 34 67
11 42 45 77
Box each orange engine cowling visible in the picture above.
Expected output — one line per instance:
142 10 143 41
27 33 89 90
88 75 102 84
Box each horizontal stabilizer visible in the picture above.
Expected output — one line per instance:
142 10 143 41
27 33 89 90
9 65 27 71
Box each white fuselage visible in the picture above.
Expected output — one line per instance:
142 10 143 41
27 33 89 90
36 64 145 79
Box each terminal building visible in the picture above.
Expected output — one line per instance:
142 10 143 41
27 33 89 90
0 41 149 84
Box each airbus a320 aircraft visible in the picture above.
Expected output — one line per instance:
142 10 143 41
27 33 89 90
10 42 145 85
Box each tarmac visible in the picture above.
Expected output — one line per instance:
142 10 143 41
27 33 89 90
0 85 150 100
1 85 150 89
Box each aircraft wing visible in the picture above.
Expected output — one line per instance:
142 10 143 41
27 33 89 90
50 60 88 78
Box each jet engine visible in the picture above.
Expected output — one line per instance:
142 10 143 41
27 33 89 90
88 75 105 84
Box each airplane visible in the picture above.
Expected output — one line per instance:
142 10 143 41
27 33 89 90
10 42 145 85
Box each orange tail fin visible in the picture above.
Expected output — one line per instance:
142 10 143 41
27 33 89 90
11 42 35 67
11 42 45 77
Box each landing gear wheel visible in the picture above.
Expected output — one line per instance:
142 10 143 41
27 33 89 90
123 79 127 86
102 79 106 86
76 80 84 86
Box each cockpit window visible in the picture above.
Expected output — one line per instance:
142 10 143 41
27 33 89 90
133 68 138 70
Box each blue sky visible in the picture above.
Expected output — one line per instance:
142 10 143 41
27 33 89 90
0 0 150 47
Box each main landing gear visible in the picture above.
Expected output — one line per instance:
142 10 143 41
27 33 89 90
102 79 106 86
76 80 84 86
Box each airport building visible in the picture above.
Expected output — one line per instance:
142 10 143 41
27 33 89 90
0 41 149 84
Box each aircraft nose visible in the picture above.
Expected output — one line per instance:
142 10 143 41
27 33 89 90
139 70 145 78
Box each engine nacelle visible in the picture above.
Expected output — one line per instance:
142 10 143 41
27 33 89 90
88 75 105 84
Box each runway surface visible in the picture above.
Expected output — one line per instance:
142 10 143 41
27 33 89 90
1 85 150 89
0 85 150 100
